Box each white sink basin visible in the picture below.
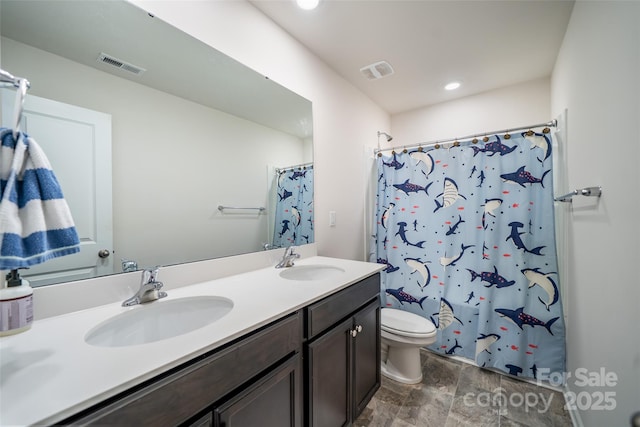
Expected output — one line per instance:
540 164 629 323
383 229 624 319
278 264 346 281
85 296 233 347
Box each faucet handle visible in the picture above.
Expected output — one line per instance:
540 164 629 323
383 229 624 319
121 259 138 272
141 266 160 285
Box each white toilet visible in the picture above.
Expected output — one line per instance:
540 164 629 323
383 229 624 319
380 308 437 384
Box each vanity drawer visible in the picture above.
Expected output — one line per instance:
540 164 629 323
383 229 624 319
305 273 380 339
66 311 302 426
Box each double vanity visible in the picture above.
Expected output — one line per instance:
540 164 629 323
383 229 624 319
0 254 384 426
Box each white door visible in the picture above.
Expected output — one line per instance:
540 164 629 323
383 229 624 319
1 91 113 286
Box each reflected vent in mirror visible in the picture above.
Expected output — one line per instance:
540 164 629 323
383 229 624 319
97 53 146 75
360 61 394 80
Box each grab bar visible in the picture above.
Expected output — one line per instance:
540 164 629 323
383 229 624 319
554 186 602 203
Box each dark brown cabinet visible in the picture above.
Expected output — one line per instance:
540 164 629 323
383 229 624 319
304 274 381 427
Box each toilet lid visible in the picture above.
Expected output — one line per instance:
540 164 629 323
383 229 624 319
381 308 436 337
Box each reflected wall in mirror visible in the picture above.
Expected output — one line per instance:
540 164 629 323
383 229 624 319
0 0 313 287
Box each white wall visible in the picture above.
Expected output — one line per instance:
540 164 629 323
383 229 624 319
551 2 640 425
129 0 390 262
391 77 551 145
2 36 307 268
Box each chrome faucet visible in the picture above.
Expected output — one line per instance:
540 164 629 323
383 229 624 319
122 267 167 306
275 245 300 268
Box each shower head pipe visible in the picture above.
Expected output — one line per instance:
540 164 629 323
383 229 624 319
377 131 393 142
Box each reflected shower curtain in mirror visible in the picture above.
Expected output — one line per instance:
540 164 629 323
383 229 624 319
370 132 566 380
272 166 314 248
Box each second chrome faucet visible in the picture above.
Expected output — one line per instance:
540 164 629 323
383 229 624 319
275 245 300 268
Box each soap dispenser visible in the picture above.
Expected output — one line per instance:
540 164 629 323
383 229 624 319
0 269 33 336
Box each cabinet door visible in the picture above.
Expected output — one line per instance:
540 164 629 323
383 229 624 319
307 317 353 427
214 355 301 427
352 299 381 418
185 413 213 427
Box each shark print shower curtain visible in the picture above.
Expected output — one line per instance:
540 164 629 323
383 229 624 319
272 166 314 248
370 132 566 380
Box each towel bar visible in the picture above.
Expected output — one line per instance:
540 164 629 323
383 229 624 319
554 186 602 203
218 205 266 212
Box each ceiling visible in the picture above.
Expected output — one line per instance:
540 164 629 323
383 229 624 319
250 0 575 115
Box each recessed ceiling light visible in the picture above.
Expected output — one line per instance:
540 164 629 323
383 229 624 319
296 0 320 10
444 81 461 91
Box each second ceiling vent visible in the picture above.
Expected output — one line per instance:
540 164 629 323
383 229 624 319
360 60 394 80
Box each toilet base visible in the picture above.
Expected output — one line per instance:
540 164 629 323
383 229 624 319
380 345 423 384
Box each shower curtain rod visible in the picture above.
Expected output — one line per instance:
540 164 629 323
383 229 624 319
374 119 557 155
276 162 313 173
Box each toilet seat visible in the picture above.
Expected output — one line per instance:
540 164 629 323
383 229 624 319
381 308 436 338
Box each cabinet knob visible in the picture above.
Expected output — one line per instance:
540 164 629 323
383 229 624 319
356 325 363 333
351 329 358 338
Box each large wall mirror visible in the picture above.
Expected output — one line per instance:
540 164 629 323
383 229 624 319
0 0 313 287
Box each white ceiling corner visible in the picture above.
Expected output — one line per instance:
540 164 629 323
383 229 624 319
250 0 575 115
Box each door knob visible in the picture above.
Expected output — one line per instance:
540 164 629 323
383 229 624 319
98 249 111 258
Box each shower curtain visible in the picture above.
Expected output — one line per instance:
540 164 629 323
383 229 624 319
272 166 314 248
370 132 565 380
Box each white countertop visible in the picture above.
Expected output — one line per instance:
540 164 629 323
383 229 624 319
0 256 383 426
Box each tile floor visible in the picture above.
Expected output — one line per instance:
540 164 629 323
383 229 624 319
355 349 573 427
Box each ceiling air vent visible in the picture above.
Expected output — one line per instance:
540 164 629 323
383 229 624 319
360 61 394 80
97 53 146 75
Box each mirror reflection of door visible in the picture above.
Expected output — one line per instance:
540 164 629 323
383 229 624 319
1 91 113 286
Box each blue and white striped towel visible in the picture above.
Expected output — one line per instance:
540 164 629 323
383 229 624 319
0 128 80 269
